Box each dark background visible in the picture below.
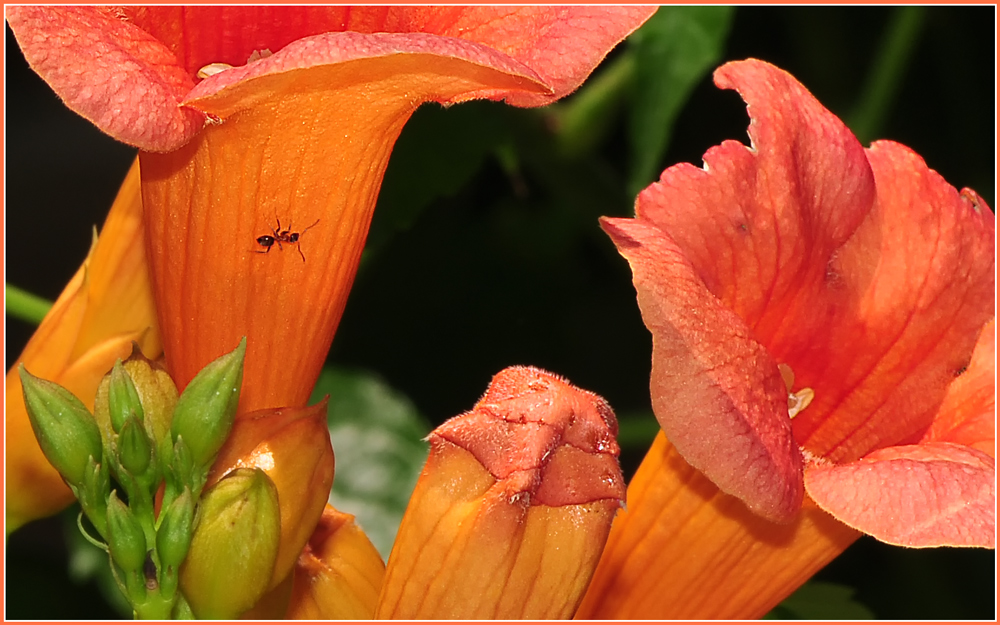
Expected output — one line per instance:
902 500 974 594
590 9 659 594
6 7 996 619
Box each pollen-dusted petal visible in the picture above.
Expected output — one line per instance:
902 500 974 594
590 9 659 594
793 142 996 461
376 366 623 619
921 319 995 457
576 432 860 619
5 160 160 530
286 505 385 619
805 442 995 548
208 402 335 589
603 217 802 522
6 7 204 152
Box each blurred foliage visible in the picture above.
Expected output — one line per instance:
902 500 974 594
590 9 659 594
5 6 995 620
311 367 430 560
764 581 874 620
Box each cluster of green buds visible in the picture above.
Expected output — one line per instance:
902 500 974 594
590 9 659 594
18 338 282 619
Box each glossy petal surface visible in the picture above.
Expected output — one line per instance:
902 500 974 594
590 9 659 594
208 403 335 589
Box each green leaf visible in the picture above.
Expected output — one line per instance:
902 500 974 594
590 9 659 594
310 366 431 560
764 580 875 620
627 6 734 195
847 6 927 144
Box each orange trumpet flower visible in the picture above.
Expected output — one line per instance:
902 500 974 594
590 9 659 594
6 5 653 536
577 59 995 619
8 6 655 418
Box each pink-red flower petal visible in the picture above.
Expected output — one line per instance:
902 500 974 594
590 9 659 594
6 6 204 152
7 6 654 151
604 58 995 525
601 217 802 522
805 442 995 547
921 319 995 457
792 141 995 462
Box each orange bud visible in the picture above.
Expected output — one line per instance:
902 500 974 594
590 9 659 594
208 401 334 589
376 366 624 619
286 505 386 619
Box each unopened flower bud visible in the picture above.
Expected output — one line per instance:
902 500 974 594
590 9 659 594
376 366 624 619
156 487 194 602
181 467 280 619
171 338 246 469
107 491 147 575
208 402 334 589
94 347 178 463
168 436 198 495
157 488 195 571
287 505 385 619
79 455 110 539
118 416 152 479
18 364 103 488
108 359 144 433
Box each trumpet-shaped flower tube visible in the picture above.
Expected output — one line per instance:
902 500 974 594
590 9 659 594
5 160 160 531
7 7 655 415
577 59 995 619
376 366 625 619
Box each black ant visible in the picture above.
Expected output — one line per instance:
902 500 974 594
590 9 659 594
255 217 320 262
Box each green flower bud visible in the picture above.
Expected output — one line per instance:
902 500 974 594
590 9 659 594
94 347 179 466
79 455 110 539
167 436 201 497
118 416 152 479
108 359 144 433
171 338 246 469
157 488 194 571
18 364 102 487
107 491 147 575
181 468 280 619
156 488 194 602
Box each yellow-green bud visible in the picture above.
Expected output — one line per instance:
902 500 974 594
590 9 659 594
94 348 178 464
118 416 152 479
108 359 144 433
181 468 280 619
18 364 102 488
171 338 246 469
107 491 147 575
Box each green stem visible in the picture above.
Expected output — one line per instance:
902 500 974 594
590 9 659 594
848 6 927 145
548 51 637 157
617 413 661 450
6 283 53 325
